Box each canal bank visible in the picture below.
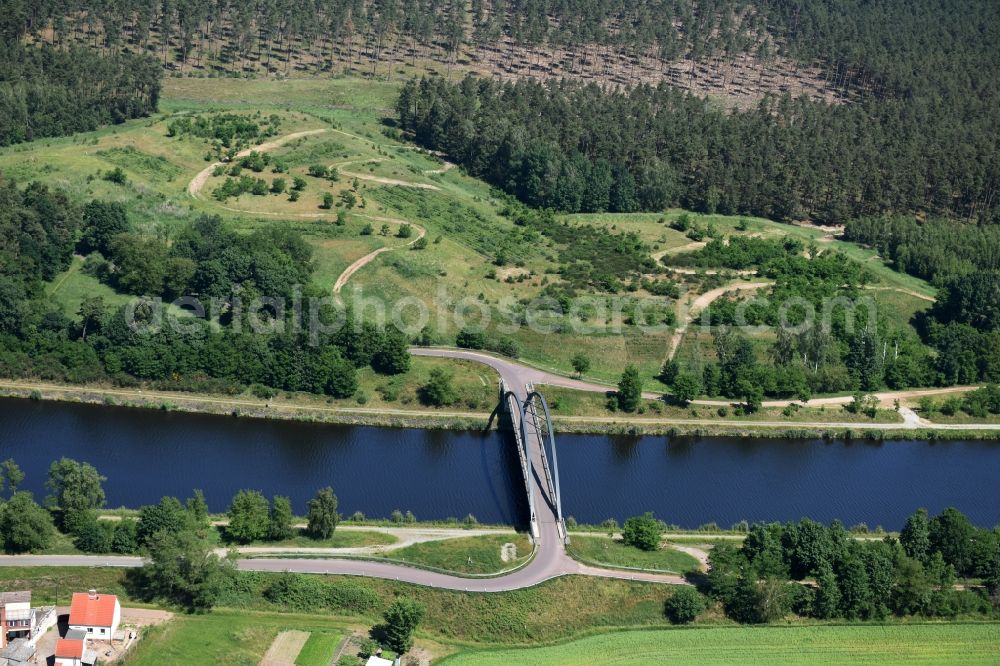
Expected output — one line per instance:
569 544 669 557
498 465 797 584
2 379 999 441
3 397 999 529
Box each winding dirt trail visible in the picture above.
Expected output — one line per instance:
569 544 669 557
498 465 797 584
651 240 708 263
666 281 771 360
865 285 937 303
187 128 330 199
423 161 455 175
334 158 441 190
333 215 426 295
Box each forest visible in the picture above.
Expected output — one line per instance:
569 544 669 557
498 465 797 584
0 43 161 146
0 177 411 398
707 508 1000 624
844 217 1000 286
396 72 997 224
393 0 998 223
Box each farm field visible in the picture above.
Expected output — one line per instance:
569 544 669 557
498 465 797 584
441 624 1000 665
125 609 344 666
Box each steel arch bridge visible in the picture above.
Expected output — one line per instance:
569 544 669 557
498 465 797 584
498 382 566 542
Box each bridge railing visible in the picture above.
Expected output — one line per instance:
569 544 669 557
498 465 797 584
499 380 538 541
523 384 567 543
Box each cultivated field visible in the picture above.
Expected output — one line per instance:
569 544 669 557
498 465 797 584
441 624 1000 665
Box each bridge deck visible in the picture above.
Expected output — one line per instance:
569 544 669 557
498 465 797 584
499 380 564 544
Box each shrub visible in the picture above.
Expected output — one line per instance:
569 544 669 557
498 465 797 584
102 167 127 184
622 512 663 551
665 587 705 624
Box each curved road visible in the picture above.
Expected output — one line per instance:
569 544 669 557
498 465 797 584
0 348 687 591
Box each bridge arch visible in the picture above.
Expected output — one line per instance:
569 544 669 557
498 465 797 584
521 390 564 530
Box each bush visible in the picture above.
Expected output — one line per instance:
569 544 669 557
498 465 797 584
664 587 705 624
328 581 381 614
456 328 487 349
622 512 663 551
418 368 457 406
102 167 127 185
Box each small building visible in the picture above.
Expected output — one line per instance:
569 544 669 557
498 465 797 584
54 629 97 666
0 638 35 666
364 657 396 666
68 590 121 641
0 592 32 648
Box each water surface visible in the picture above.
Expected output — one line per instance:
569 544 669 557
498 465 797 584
2 398 997 528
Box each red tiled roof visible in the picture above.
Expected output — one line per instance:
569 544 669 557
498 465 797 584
55 638 84 659
69 592 118 627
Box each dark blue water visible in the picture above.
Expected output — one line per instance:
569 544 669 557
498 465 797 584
1 398 998 528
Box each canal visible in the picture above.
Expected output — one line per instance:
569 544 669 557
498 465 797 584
2 398 997 528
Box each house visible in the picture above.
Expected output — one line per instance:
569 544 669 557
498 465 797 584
68 590 121 641
0 592 31 648
0 591 57 651
54 629 97 666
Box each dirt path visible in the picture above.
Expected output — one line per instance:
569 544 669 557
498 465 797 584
666 281 771 360
865 285 937 302
259 630 310 666
332 215 426 295
223 526 512 557
187 128 330 199
424 161 455 175
662 266 758 277
669 544 710 571
335 158 441 190
651 240 707 262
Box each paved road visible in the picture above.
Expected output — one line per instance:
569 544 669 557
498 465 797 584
0 550 683 592
0 350 687 590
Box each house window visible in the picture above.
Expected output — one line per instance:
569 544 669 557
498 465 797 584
101 628 106 634
88 628 93 633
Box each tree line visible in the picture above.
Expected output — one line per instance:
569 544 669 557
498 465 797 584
845 216 1000 286
0 178 411 399
0 43 160 146
397 73 998 225
707 508 1000 623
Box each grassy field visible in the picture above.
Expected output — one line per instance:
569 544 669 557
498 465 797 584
377 533 534 574
440 624 1000 665
294 631 342 666
125 609 343 666
566 535 701 574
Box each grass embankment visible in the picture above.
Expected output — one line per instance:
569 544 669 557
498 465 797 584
440 624 1000 665
0 355 499 430
0 567 675 645
566 536 700 574
214 528 396 550
375 534 534 575
541 385 904 424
